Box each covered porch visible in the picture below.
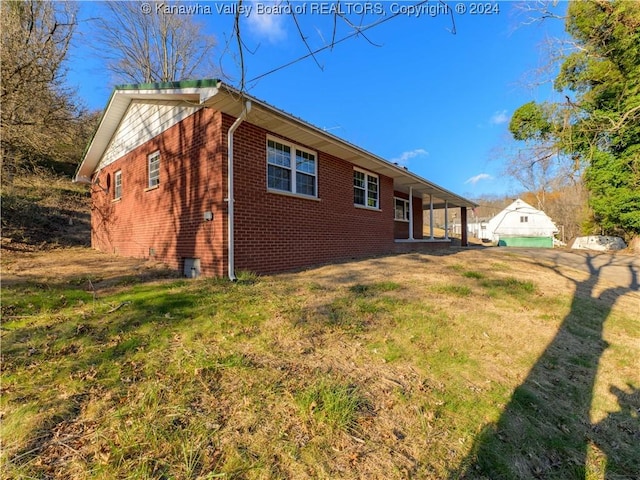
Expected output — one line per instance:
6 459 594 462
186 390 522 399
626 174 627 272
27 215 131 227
389 169 477 250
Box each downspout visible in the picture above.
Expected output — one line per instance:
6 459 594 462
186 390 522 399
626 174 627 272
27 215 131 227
226 100 252 281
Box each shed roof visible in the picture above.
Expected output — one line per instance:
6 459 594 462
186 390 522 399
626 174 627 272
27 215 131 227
488 199 558 235
75 79 477 209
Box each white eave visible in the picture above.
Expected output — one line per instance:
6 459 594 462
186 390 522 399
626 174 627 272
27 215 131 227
74 80 476 209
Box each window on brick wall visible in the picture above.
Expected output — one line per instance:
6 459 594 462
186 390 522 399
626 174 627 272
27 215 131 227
394 197 410 221
114 170 122 200
267 137 317 197
148 151 160 188
354 168 379 209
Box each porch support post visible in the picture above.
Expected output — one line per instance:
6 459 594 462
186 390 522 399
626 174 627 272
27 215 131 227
429 195 434 240
409 187 414 240
461 207 468 247
444 200 449 240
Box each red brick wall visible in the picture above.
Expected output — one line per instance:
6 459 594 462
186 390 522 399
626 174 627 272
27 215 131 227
91 108 417 277
228 114 397 274
91 108 227 277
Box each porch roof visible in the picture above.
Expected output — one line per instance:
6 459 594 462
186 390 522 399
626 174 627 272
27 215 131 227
75 79 476 209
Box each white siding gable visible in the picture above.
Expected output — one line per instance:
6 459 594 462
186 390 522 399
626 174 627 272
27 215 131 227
97 100 202 170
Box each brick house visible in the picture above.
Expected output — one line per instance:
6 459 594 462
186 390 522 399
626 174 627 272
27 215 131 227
74 80 476 279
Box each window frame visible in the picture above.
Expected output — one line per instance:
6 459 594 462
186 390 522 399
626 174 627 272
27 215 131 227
114 170 122 200
394 197 410 221
266 136 318 198
520 215 529 223
353 167 379 209
148 151 160 189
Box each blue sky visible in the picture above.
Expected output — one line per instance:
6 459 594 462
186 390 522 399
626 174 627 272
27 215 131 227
68 1 569 199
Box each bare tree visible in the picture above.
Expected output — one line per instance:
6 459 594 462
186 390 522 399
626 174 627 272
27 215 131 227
502 141 559 212
1 0 79 180
94 1 217 84
545 180 588 242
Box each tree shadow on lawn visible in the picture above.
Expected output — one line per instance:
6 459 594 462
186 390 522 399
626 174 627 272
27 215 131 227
451 255 639 479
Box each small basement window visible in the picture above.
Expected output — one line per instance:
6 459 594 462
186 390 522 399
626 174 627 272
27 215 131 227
183 258 201 278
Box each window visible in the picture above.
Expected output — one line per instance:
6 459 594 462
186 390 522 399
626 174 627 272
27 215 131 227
267 138 317 197
520 216 528 223
394 197 410 221
354 168 379 208
148 151 160 188
114 170 122 200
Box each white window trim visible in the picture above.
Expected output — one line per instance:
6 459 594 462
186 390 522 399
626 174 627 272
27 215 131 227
114 170 122 200
266 136 318 199
394 197 410 222
147 151 160 190
353 167 380 210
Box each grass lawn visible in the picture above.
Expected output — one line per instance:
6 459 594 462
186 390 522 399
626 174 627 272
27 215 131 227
1 248 638 479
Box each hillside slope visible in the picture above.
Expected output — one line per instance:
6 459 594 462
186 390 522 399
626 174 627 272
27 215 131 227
2 169 90 251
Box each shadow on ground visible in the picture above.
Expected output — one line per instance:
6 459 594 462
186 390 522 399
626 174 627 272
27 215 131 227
450 255 639 479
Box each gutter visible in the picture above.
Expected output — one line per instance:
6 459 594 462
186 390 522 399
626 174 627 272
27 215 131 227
216 84 477 209
226 100 252 281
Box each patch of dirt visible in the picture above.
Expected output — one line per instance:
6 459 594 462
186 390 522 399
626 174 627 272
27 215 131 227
1 246 177 289
627 237 640 255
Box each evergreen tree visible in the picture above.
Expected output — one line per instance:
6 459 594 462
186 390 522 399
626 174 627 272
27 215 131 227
510 0 640 238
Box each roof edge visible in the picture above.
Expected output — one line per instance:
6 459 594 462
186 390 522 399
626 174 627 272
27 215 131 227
115 78 221 91
74 81 221 183
74 79 477 208
215 84 477 208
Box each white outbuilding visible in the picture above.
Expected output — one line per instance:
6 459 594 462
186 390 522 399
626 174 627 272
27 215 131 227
484 199 558 247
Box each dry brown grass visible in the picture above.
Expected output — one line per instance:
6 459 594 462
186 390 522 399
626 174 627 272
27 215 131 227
2 247 638 479
1 246 177 289
1 168 90 250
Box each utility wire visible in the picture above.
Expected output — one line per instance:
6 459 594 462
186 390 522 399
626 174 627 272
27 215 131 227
248 0 451 83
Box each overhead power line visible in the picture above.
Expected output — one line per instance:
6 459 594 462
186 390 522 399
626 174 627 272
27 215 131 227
249 0 452 83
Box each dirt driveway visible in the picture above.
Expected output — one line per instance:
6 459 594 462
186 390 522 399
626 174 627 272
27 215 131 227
477 247 639 314
489 247 639 291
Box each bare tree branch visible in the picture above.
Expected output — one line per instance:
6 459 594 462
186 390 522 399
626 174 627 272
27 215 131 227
93 1 217 84
288 0 324 71
246 0 443 85
1 0 85 180
234 0 246 92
